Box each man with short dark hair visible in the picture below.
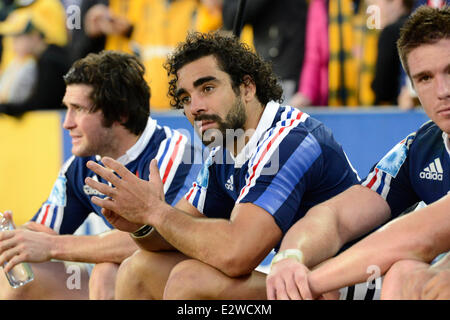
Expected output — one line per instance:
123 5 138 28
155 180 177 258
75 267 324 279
266 5 450 300
0 50 200 299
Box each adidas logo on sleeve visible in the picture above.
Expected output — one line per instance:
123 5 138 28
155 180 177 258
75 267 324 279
420 158 443 181
225 175 234 191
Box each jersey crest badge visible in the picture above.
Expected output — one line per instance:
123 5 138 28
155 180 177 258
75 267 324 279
376 134 415 178
47 176 67 206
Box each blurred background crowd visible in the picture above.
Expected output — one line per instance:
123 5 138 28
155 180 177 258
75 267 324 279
0 0 447 116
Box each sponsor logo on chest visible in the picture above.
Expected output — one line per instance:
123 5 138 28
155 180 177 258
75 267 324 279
419 158 443 181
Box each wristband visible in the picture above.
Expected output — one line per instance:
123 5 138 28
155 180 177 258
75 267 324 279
131 225 153 239
270 249 304 270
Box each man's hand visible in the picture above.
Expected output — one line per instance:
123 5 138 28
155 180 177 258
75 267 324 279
23 221 58 235
0 214 54 273
101 208 143 233
85 157 166 228
266 258 314 300
421 269 450 300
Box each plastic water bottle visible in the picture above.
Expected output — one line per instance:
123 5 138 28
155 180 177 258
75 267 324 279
0 212 34 288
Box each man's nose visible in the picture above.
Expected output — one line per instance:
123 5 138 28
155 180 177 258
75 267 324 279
436 74 450 100
62 109 75 130
189 94 207 116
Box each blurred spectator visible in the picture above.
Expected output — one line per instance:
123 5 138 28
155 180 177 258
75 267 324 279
222 0 308 102
292 0 379 107
196 0 223 33
371 0 414 105
353 0 380 107
84 0 215 111
289 0 328 107
0 31 37 104
68 0 108 64
326 0 380 107
0 8 70 116
0 0 68 72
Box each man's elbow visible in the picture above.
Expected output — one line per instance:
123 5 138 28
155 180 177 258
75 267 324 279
213 252 258 278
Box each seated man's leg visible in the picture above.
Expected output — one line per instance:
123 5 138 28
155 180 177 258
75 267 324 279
89 262 120 300
164 259 267 300
115 249 188 300
0 261 89 300
381 259 431 300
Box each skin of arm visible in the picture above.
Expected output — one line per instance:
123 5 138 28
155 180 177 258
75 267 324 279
279 185 391 268
267 184 391 299
121 198 205 252
307 194 450 297
0 223 138 273
85 157 283 278
151 199 282 277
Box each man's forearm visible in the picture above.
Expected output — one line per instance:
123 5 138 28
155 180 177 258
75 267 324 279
50 229 138 264
146 201 281 277
278 204 343 268
148 203 239 272
308 195 450 296
279 185 391 268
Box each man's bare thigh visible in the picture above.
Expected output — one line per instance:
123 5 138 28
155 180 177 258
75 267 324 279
0 261 89 299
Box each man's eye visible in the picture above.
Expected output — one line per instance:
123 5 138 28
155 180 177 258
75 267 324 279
419 75 431 82
204 85 214 93
181 96 191 104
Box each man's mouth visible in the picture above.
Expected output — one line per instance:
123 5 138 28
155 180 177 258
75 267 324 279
197 120 217 133
194 114 222 133
70 134 82 144
437 106 450 117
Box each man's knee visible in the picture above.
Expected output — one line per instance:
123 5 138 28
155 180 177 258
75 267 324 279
0 271 34 300
0 261 89 300
115 250 149 299
164 259 206 300
89 262 119 300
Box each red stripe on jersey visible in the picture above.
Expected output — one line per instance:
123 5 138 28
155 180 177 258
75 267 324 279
186 183 197 201
239 127 286 198
41 205 51 225
366 168 379 189
162 135 183 184
238 112 303 199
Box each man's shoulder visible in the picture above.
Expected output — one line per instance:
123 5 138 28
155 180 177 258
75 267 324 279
269 105 318 136
415 120 442 137
372 121 442 178
150 124 192 144
145 124 202 170
409 120 443 150
268 106 334 149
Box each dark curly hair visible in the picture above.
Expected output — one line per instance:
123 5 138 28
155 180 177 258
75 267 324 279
64 50 150 135
397 5 450 78
164 31 283 109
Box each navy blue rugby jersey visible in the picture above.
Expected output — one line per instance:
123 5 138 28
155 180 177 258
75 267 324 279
362 120 450 218
185 102 360 234
31 118 201 234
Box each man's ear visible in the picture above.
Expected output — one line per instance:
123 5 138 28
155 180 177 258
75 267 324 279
241 75 256 102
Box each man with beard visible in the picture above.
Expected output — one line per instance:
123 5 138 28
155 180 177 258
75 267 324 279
84 31 359 299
